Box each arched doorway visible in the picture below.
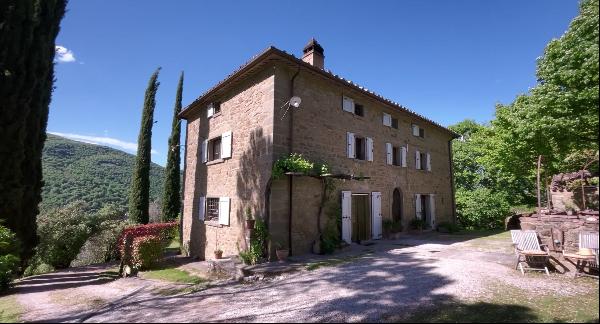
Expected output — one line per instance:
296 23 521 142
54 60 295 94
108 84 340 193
392 188 403 223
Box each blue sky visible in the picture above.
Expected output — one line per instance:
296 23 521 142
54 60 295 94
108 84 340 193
49 0 580 166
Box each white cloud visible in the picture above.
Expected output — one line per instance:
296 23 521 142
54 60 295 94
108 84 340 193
49 132 158 155
55 45 76 63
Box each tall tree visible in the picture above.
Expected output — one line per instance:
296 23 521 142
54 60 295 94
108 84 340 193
485 0 599 183
128 68 160 224
161 72 184 222
0 0 67 263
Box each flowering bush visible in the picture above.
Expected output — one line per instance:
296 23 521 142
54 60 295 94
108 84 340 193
118 222 177 270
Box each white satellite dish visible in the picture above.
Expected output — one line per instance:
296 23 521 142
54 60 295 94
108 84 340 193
290 96 302 108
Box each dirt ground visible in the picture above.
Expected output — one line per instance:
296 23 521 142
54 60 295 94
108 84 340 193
9 231 599 323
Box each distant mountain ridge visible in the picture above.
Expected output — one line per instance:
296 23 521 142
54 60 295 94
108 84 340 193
41 134 166 212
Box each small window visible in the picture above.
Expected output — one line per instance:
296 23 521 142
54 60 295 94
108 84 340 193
412 124 425 138
213 102 221 115
392 147 400 166
206 198 220 221
208 137 221 161
417 152 427 170
354 104 364 117
391 118 399 129
355 137 366 160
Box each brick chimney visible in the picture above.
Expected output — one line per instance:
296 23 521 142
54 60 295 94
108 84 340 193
302 38 324 69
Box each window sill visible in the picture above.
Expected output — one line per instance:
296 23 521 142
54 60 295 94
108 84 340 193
208 112 222 119
204 220 223 228
206 159 225 166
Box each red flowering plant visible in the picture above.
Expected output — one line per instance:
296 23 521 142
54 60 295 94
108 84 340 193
118 222 178 270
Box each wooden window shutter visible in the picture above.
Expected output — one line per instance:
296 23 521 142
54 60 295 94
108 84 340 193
383 113 392 127
201 139 208 163
415 150 421 169
218 197 230 225
415 194 422 219
426 152 431 171
412 124 420 136
371 192 382 239
401 146 407 167
221 131 232 159
386 143 393 165
341 191 352 244
366 137 374 162
347 132 355 158
342 96 354 113
207 103 214 118
198 196 206 221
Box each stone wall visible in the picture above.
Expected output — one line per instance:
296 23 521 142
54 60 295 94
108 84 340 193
181 68 275 260
520 213 599 254
269 63 456 256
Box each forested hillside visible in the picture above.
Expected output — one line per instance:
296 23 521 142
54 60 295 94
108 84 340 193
41 134 166 212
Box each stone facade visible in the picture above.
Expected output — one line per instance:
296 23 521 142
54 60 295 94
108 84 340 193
181 44 457 260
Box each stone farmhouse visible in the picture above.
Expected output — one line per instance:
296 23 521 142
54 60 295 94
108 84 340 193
179 39 459 260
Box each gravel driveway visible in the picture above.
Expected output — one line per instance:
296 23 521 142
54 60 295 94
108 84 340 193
12 233 598 323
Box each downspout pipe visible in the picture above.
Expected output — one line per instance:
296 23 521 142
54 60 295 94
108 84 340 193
288 66 301 256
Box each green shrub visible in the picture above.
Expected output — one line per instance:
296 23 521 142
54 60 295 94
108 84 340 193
238 218 269 265
383 219 394 231
36 202 92 269
0 226 20 290
272 153 330 179
409 218 425 230
456 188 511 230
436 221 461 233
131 235 164 270
23 256 54 277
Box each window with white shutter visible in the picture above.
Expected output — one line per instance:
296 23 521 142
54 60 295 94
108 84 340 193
386 143 393 165
383 113 392 127
207 104 214 118
415 194 423 219
426 153 431 171
415 150 421 170
412 124 420 136
401 146 407 167
347 132 355 158
221 131 232 159
366 137 373 162
218 197 230 225
198 196 206 221
201 139 208 163
342 96 355 113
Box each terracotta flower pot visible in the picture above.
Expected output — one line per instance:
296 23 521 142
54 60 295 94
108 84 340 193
245 219 256 230
214 250 223 259
276 249 289 262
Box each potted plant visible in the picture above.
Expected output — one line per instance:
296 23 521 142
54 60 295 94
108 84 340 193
245 207 255 230
275 242 289 262
409 218 424 232
382 219 394 239
214 248 223 259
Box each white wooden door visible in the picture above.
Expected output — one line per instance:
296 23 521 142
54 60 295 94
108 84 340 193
371 192 382 239
415 194 423 219
341 191 352 244
428 194 436 228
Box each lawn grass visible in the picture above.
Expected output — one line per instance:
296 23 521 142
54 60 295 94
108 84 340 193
141 267 206 285
165 239 180 254
397 282 599 323
0 294 23 323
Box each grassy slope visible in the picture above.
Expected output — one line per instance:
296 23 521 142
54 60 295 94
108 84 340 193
41 134 165 212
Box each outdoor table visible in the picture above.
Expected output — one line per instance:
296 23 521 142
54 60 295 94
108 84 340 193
562 253 598 278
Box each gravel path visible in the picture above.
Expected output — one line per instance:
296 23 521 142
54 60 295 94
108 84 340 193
11 235 598 323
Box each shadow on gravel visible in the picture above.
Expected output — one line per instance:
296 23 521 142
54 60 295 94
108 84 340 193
36 246 548 323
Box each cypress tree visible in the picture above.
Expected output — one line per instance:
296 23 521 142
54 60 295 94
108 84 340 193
128 68 160 224
161 72 184 222
0 0 67 263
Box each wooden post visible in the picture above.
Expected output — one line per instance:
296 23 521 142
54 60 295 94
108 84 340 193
537 155 542 214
